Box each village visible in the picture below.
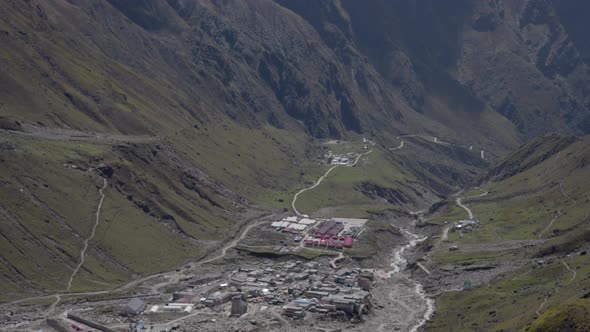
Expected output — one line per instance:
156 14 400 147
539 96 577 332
47 216 375 332
2 139 401 332
323 139 370 167
0 138 499 332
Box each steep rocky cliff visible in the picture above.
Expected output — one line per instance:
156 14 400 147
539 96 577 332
279 0 590 138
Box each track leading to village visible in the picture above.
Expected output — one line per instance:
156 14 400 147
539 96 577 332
375 137 491 331
455 188 489 220
291 149 373 216
67 178 108 290
4 135 489 331
45 177 109 317
288 140 435 331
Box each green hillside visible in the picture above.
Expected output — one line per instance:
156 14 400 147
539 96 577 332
1 2 590 318
428 135 590 331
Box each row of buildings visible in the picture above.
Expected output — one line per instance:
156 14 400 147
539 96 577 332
303 219 365 248
226 260 374 319
270 216 317 233
268 217 366 249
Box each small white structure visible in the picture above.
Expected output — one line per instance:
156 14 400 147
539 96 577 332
459 219 479 226
285 216 298 222
167 303 192 308
148 305 159 313
287 223 307 231
161 305 183 312
271 221 290 228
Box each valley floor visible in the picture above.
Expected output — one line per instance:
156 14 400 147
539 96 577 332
2 135 589 332
0 137 442 332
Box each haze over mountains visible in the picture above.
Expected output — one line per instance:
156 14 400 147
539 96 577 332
0 1 589 331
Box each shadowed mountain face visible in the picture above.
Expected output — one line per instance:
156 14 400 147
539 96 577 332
279 0 590 137
1 0 590 142
0 0 418 140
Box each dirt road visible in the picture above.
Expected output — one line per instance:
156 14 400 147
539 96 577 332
1 124 156 144
456 188 489 220
150 219 268 294
195 220 267 266
67 178 108 290
329 252 345 269
291 165 340 216
389 140 404 150
538 210 563 238
291 149 373 216
1 216 269 308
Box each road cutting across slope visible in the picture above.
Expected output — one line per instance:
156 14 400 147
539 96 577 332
393 134 487 161
456 188 488 220
291 149 373 216
66 178 108 291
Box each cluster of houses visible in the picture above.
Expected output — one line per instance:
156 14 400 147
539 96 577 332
227 260 374 319
304 218 367 249
282 289 371 319
330 154 353 166
322 149 359 166
451 218 480 233
304 219 354 249
142 259 374 322
268 217 367 250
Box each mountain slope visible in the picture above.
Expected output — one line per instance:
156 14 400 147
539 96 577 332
279 0 590 137
0 0 589 305
427 135 590 331
0 0 501 300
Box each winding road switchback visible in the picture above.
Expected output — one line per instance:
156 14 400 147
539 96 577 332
456 188 489 220
291 149 373 216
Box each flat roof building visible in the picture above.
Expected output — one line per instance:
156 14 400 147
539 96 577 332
122 298 146 316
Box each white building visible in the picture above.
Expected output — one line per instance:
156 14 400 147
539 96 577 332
287 223 307 231
271 221 291 228
298 218 316 225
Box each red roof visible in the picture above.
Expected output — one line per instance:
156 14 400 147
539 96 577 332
343 236 353 247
